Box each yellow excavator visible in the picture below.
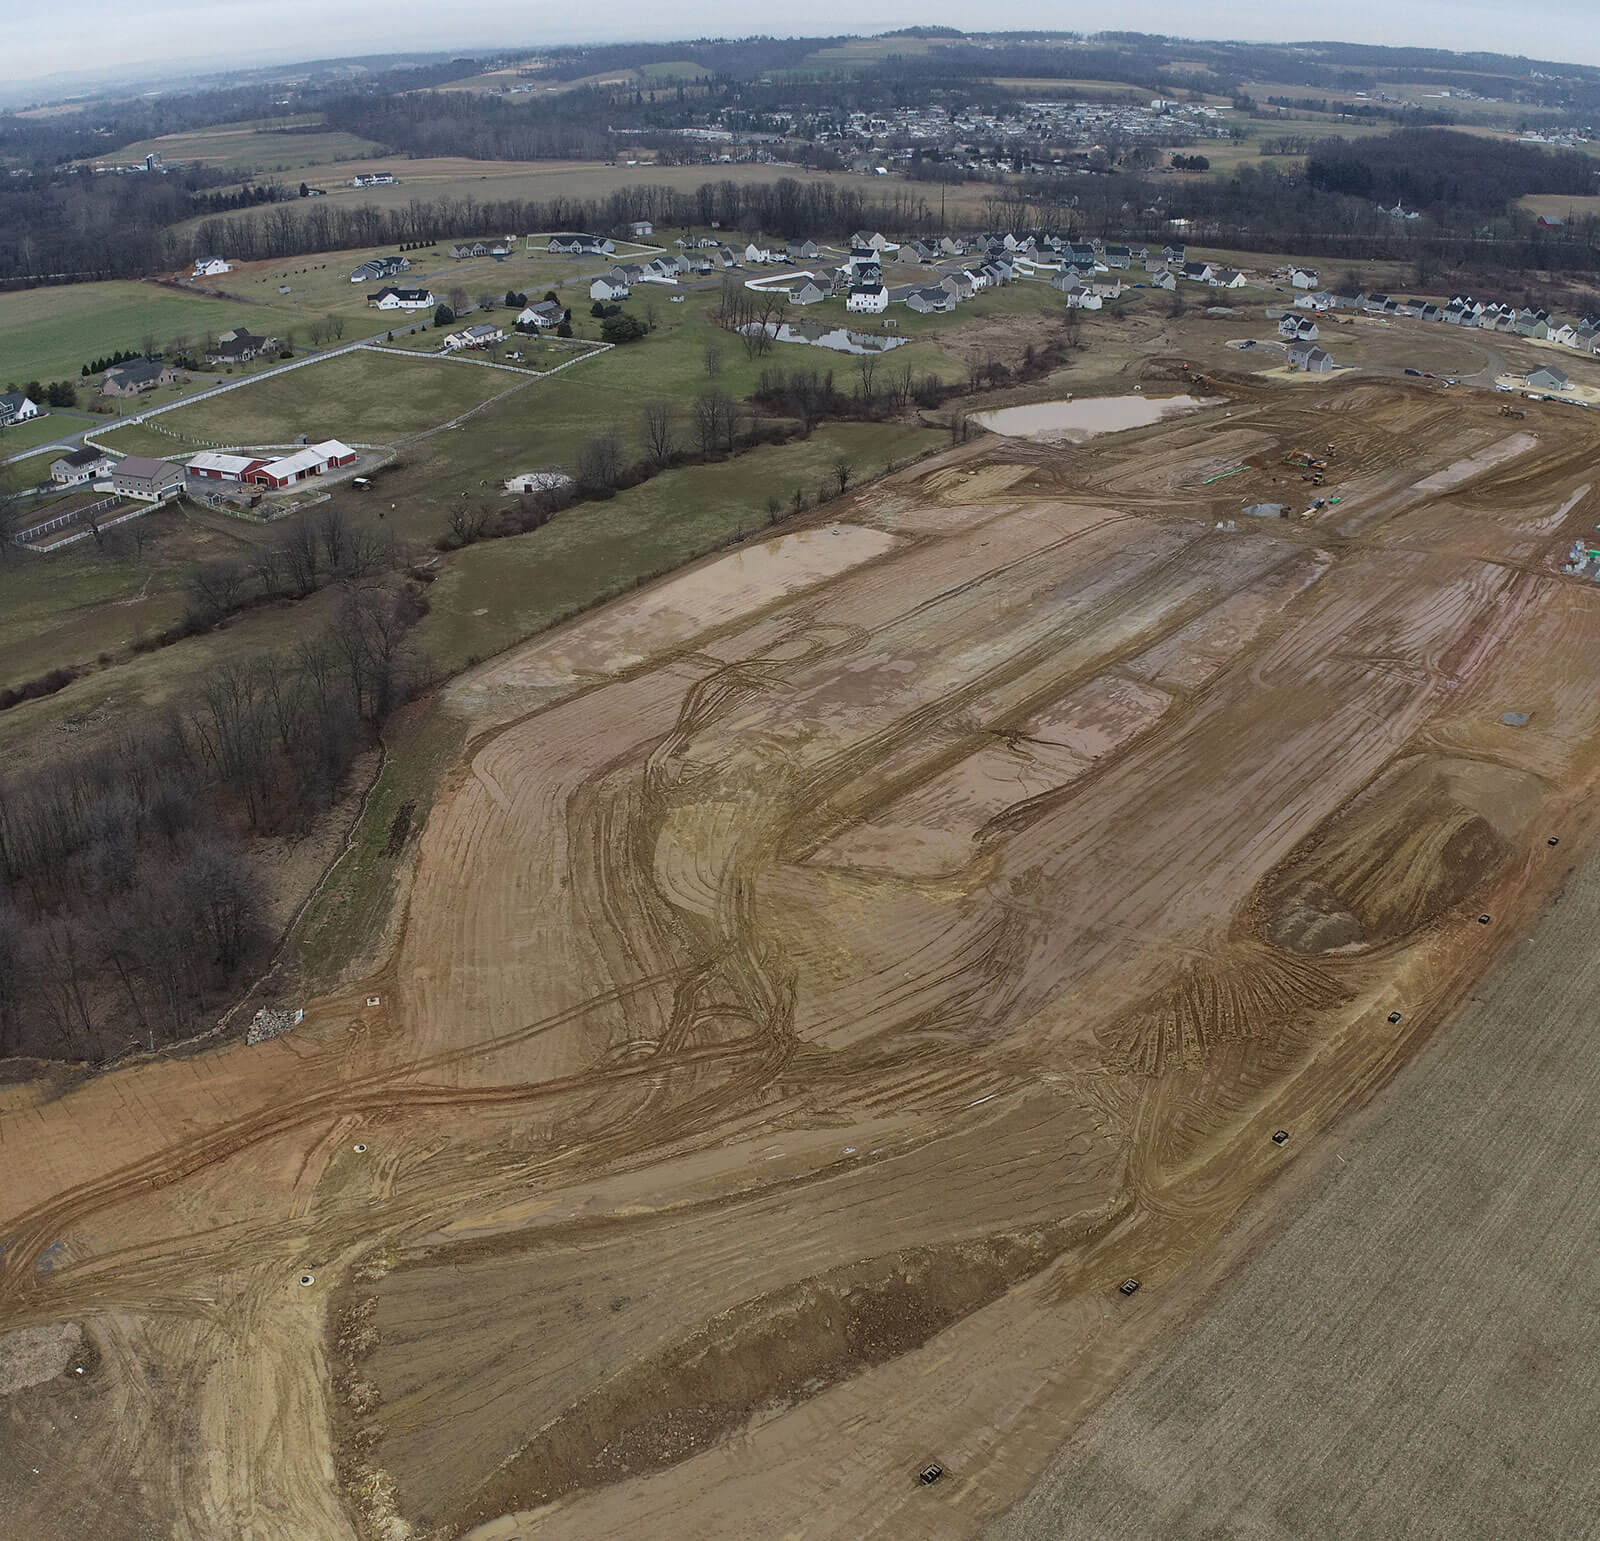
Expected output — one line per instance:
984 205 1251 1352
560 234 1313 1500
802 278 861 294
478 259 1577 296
1282 448 1331 471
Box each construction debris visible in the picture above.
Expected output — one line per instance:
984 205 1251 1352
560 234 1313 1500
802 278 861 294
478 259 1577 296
248 1008 304 1045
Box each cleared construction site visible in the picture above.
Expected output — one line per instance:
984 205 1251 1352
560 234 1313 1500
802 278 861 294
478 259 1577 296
5 369 1600 1540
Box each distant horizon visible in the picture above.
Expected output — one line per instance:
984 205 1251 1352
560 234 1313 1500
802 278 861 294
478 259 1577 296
10 5 1600 107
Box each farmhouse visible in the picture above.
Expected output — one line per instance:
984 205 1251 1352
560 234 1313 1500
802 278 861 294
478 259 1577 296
50 446 114 485
187 451 267 482
111 455 184 499
101 359 175 397
0 392 39 425
846 283 888 314
351 172 396 187
247 440 357 489
368 287 435 311
192 255 231 277
443 323 505 351
517 300 564 329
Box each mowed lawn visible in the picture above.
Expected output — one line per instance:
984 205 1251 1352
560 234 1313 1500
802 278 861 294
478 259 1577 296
96 349 526 451
0 280 310 384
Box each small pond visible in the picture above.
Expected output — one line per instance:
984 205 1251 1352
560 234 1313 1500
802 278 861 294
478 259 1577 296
975 393 1218 442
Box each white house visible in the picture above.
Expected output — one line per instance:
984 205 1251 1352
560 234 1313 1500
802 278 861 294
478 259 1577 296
628 220 654 238
744 242 776 264
1289 267 1320 289
0 392 40 426
50 446 113 484
443 322 505 351
368 287 435 311
1211 269 1248 289
590 275 630 302
846 283 888 314
192 256 231 277
517 301 564 329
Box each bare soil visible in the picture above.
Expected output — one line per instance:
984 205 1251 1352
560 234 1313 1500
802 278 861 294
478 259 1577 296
6 369 1600 1541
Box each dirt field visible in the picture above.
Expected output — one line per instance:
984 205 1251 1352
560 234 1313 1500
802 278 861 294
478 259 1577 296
984 828 1600 1540
5 371 1600 1540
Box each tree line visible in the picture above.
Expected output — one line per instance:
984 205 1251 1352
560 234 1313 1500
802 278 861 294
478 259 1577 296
0 517 431 1063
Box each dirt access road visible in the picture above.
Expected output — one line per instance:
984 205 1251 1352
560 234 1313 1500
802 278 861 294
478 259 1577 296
4 372 1600 1540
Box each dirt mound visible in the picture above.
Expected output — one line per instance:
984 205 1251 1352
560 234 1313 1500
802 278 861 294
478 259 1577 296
1098 942 1345 1076
1265 758 1537 952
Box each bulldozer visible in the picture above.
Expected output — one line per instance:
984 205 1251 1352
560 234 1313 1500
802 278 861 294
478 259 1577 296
1499 403 1527 419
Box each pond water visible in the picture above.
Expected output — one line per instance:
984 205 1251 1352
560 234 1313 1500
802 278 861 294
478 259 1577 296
975 393 1217 442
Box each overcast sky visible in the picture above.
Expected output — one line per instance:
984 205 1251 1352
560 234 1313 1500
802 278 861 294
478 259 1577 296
13 1 1600 94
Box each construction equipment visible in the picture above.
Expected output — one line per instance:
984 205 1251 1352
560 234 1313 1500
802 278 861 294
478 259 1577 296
1303 471 1325 486
1118 1278 1142 1297
1282 448 1330 471
1499 404 1527 419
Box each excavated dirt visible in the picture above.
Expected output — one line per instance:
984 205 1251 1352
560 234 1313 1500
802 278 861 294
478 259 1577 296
7 374 1600 1541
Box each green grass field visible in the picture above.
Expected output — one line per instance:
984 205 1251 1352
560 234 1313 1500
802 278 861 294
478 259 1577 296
638 61 713 83
422 418 943 673
93 116 386 173
0 281 318 385
0 413 80 455
96 348 526 452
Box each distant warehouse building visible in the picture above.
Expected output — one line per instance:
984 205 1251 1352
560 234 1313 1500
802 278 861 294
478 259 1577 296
112 456 184 500
247 440 357 490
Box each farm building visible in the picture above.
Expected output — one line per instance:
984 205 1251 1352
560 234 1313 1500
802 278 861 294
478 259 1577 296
111 456 184 499
247 440 357 490
188 452 268 482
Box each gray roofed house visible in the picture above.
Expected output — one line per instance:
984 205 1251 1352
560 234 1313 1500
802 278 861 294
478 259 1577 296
1288 342 1334 373
907 286 955 313
790 277 830 306
101 358 175 397
1527 365 1571 391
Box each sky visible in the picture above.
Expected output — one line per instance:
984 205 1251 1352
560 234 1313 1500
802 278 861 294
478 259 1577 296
11 0 1600 95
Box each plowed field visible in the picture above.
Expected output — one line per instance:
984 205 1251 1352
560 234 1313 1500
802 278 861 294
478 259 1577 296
6 375 1600 1540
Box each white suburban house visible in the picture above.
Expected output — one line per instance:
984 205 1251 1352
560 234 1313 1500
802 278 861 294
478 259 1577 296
517 300 564 329
590 275 630 302
846 283 888 314
50 446 113 485
1289 342 1334 373
0 392 40 426
1289 267 1320 289
443 323 505 351
368 287 435 311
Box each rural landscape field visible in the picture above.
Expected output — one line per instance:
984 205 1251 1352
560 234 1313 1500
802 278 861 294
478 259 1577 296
6 19 1600 1541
